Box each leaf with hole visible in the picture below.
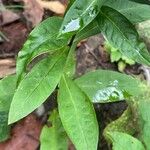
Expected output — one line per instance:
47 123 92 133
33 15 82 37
75 70 142 103
59 0 105 37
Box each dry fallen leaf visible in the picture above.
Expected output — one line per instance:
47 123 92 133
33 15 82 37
0 114 43 150
36 0 66 14
0 1 20 26
14 0 44 27
0 58 16 78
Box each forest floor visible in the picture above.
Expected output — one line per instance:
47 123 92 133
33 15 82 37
0 0 150 149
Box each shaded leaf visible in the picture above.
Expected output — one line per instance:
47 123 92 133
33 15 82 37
9 49 68 124
40 109 68 150
97 6 150 66
59 0 105 37
0 75 16 141
105 0 150 23
106 131 145 150
17 17 68 83
58 75 98 150
75 70 142 103
74 19 100 42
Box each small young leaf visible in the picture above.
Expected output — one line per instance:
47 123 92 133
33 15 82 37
106 131 145 150
75 70 142 103
40 109 68 150
0 75 16 141
9 49 68 124
97 6 150 66
105 0 150 23
17 17 68 83
58 75 99 150
59 0 105 37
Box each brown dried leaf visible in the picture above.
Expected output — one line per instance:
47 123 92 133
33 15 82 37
0 58 16 78
14 0 44 27
36 0 66 14
0 114 43 150
0 10 20 26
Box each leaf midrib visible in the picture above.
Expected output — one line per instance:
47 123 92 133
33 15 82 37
62 75 88 149
17 50 66 109
99 10 147 61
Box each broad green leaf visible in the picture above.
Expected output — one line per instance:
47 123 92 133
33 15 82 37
58 75 98 150
17 17 68 83
59 0 105 37
8 49 68 124
105 131 145 150
75 70 142 103
74 19 100 42
105 0 150 23
0 75 16 141
40 109 68 150
97 6 150 66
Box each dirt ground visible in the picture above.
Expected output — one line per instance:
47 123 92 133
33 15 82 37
0 0 148 149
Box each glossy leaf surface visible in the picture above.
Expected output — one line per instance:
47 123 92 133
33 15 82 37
106 131 145 150
97 6 150 66
59 0 105 37
9 50 68 124
17 17 68 82
0 75 16 141
105 0 150 23
40 110 68 150
75 70 141 103
58 75 98 150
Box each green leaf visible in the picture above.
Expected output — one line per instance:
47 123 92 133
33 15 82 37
64 42 77 78
40 109 68 150
58 75 98 150
59 0 105 37
106 131 145 150
97 6 150 66
8 49 68 124
74 19 100 42
75 70 142 103
104 0 150 23
17 17 68 83
0 75 16 141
